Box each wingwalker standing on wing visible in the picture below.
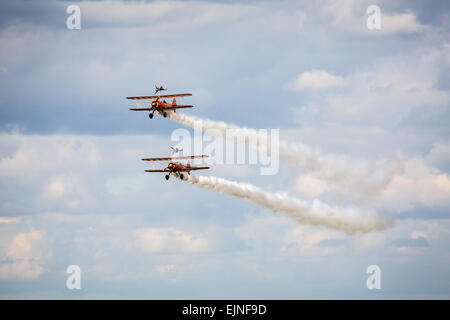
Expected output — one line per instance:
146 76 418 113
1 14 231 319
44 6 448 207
127 90 193 119
142 155 210 181
154 85 167 94
171 146 183 154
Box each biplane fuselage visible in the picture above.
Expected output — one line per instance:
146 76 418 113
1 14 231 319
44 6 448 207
166 161 195 179
127 93 193 119
151 98 180 114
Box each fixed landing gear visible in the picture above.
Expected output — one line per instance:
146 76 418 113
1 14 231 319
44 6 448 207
149 112 154 119
180 174 184 180
163 112 168 118
165 174 170 180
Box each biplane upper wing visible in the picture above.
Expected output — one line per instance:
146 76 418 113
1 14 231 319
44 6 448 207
141 155 208 161
164 105 194 110
144 169 170 172
126 93 192 100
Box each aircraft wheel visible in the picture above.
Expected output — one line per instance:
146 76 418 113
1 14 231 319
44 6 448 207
163 112 167 118
180 174 184 180
165 175 170 180
149 113 153 119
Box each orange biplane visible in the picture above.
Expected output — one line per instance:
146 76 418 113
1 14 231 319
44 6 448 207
142 155 209 180
127 92 193 119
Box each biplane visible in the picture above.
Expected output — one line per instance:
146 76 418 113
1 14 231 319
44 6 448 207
142 155 210 180
127 92 193 119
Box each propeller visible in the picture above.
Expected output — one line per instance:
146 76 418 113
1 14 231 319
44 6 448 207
151 97 160 110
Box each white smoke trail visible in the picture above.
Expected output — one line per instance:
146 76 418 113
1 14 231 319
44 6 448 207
169 112 404 196
184 174 392 234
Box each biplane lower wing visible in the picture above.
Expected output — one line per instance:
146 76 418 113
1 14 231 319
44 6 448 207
129 106 193 111
130 108 152 111
164 105 193 110
127 93 192 100
144 167 209 173
178 167 210 171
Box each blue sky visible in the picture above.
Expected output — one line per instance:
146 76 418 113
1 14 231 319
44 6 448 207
0 0 450 299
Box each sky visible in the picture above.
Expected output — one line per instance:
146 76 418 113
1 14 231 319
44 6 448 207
0 0 450 299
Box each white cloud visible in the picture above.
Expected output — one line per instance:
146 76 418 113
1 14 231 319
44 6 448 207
0 133 175 216
105 174 147 196
210 164 254 179
0 217 20 224
283 226 347 256
377 156 450 212
80 0 259 29
0 230 49 280
322 0 427 36
378 12 427 35
234 216 292 252
133 227 212 253
44 174 83 198
295 174 330 197
155 264 175 273
425 142 450 171
354 232 385 252
6 230 44 259
296 49 450 126
236 216 348 257
73 0 308 37
0 260 44 281
291 69 345 92
411 231 428 239
322 0 360 25
0 134 101 182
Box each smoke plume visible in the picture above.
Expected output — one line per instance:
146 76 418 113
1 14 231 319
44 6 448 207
184 174 391 234
169 112 404 197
